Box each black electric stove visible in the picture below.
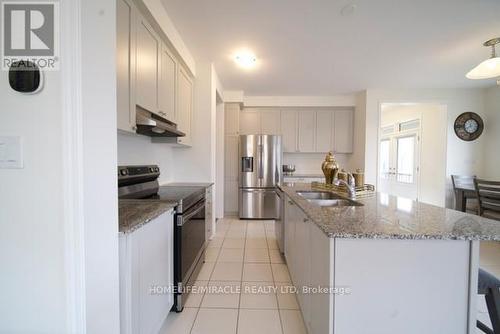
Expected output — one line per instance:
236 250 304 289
118 165 206 312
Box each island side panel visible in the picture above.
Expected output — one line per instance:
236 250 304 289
309 223 335 334
333 238 472 334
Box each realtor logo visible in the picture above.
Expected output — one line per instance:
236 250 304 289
2 1 59 70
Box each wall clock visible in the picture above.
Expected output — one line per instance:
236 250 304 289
454 112 484 141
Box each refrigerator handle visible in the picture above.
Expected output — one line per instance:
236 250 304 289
258 144 264 179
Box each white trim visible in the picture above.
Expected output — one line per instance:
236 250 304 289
61 0 86 333
223 90 244 103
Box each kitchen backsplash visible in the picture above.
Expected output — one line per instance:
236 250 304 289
117 133 174 184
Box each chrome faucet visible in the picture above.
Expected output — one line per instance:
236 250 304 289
334 174 356 199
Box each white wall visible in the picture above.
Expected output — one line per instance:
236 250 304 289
483 86 500 180
117 133 174 184
0 61 67 333
0 1 120 333
364 88 488 208
345 91 367 172
380 104 447 207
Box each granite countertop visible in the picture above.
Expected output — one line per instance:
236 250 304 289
278 183 500 241
119 200 177 234
163 182 214 188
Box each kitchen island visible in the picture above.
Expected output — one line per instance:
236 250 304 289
278 183 500 334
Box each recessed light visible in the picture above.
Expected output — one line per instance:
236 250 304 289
234 51 257 69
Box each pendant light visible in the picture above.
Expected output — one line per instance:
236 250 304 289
466 38 500 80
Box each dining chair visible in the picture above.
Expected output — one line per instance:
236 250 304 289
474 178 500 221
451 175 478 214
477 268 500 334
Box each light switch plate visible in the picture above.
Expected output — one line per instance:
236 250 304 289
0 136 23 169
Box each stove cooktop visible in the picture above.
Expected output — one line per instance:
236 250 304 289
155 186 205 213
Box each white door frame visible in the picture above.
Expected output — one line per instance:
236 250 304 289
61 0 86 332
61 1 121 333
377 101 448 206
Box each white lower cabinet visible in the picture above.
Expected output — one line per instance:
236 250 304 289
119 210 174 334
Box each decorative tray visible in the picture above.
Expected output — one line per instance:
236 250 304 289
311 182 376 199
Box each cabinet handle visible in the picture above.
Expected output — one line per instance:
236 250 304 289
288 200 294 205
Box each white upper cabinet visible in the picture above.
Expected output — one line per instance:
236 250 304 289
334 109 354 153
281 111 298 152
298 111 316 152
239 110 261 135
136 16 159 114
116 0 136 133
260 109 281 135
117 3 195 146
279 108 353 154
158 44 177 122
239 108 281 135
315 110 334 153
176 65 193 146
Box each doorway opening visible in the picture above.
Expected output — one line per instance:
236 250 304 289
378 103 447 206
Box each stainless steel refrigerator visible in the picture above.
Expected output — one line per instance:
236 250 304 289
239 134 282 219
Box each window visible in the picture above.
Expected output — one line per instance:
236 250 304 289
399 119 420 132
381 125 395 136
396 136 415 183
379 139 390 179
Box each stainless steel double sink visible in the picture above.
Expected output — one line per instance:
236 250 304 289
296 191 363 207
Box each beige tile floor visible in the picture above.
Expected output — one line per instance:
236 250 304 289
161 218 500 334
160 218 306 334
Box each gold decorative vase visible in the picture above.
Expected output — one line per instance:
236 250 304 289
352 169 365 187
321 152 339 185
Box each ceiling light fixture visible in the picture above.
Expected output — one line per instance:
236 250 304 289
466 37 500 80
234 51 257 69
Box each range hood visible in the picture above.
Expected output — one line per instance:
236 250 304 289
135 107 185 137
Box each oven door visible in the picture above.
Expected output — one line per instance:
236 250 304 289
174 198 206 311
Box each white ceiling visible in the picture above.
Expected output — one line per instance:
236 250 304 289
160 0 500 95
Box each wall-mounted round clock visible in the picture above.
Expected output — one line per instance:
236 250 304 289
454 112 484 141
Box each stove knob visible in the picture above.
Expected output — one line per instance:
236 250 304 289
120 169 128 176
149 167 154 173
155 167 159 172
